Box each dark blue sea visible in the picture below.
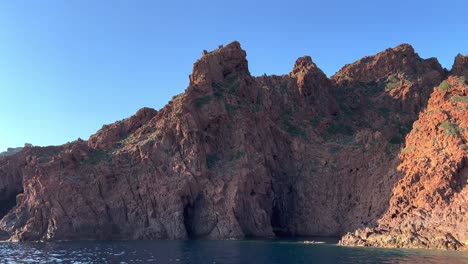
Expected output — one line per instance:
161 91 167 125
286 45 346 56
1 239 468 263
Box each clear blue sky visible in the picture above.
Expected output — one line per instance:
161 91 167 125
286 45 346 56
0 0 467 151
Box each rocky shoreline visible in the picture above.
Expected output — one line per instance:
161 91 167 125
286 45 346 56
0 42 466 250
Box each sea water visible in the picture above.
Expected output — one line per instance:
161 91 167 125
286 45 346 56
1 239 467 263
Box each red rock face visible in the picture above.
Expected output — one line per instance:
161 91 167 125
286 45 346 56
190 41 249 87
0 42 466 250
88 107 158 149
340 76 468 250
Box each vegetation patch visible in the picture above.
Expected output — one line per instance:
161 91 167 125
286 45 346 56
389 136 404 145
310 116 322 127
377 107 391 119
401 145 416 154
385 75 412 91
352 81 385 95
195 96 212 108
211 74 241 98
226 74 237 85
342 135 356 146
228 82 240 94
336 93 354 117
224 103 237 115
283 119 307 139
385 75 400 91
451 95 468 103
398 122 413 136
437 80 452 91
37 149 61 164
279 82 288 94
439 121 460 136
83 150 111 165
230 151 246 161
337 81 385 117
212 82 224 98
206 154 219 169
385 143 400 158
325 123 354 136
329 146 342 154
253 94 263 112
459 76 466 84
282 113 307 139
119 133 138 146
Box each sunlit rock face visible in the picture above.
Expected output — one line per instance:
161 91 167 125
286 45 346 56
1 42 467 251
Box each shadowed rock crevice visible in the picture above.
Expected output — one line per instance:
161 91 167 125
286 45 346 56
0 192 20 219
270 200 289 237
183 203 195 238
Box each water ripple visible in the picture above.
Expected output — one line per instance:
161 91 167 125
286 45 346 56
0 240 467 263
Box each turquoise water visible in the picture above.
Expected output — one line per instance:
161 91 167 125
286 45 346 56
1 239 468 263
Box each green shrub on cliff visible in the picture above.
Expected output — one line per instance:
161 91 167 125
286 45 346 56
195 96 212 108
212 82 223 98
451 96 468 103
385 75 400 91
206 154 219 169
83 150 111 165
439 121 459 136
281 113 307 139
437 80 451 91
459 76 466 84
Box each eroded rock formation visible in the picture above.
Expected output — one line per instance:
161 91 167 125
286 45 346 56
340 76 468 250
0 42 466 250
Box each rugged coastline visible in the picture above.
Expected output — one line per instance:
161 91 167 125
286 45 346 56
0 41 466 250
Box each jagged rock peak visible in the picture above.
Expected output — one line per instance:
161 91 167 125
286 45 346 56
451 53 468 77
288 56 338 115
189 41 250 86
290 56 325 76
290 56 330 82
293 56 314 70
332 43 443 85
392 43 416 54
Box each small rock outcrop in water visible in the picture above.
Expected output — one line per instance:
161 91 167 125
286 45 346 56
0 42 466 250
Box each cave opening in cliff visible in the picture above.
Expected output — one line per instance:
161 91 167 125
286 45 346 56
271 203 288 237
183 203 195 238
0 192 19 219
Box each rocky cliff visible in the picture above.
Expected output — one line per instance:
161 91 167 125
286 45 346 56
0 41 466 250
0 147 23 158
340 75 468 250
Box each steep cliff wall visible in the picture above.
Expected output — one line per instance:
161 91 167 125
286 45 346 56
340 75 468 250
0 42 466 250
